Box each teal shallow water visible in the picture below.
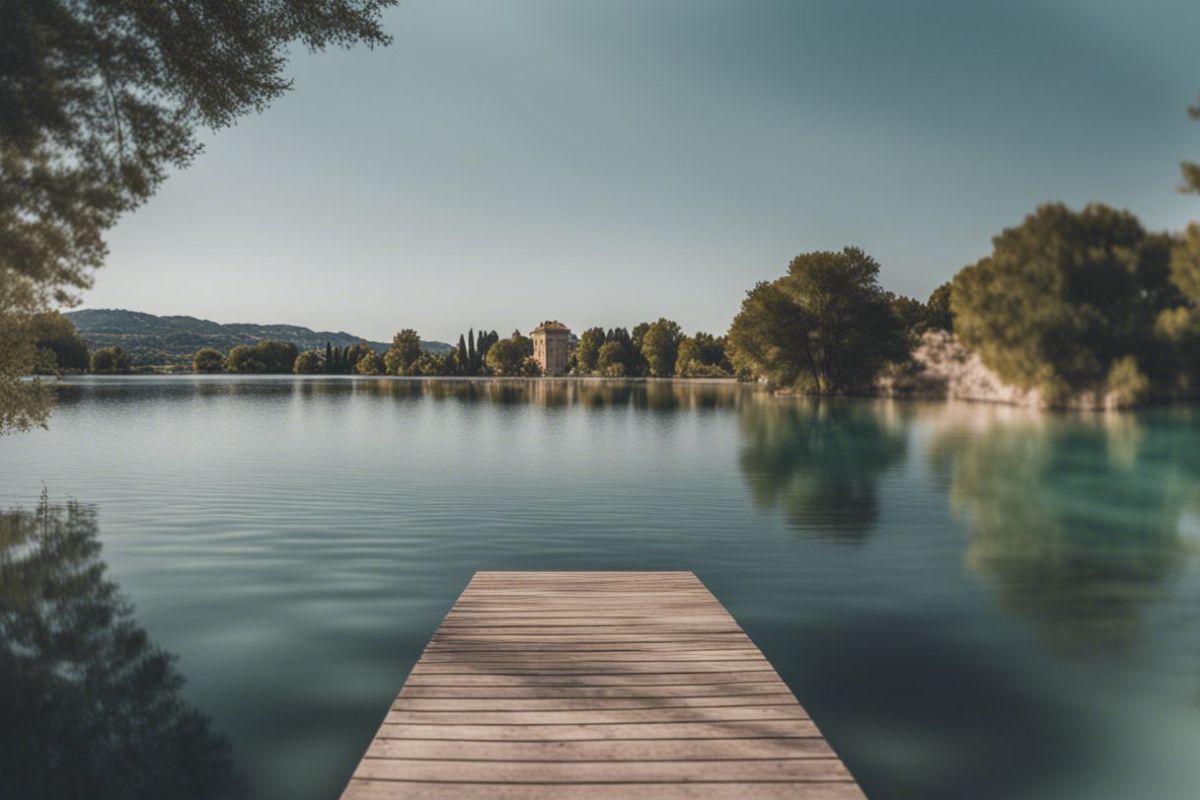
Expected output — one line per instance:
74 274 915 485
1 376 1198 800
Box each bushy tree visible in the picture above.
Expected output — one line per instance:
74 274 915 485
640 318 684 377
226 340 296 373
676 332 731 377
385 329 422 375
596 341 627 377
89 346 131 374
2 1 396 310
0 280 51 431
573 327 606 375
292 349 323 374
29 312 89 373
225 346 262 374
192 348 224 373
411 352 446 376
520 356 543 377
485 337 527 376
728 248 906 393
355 351 382 375
1 1 395 432
952 203 1174 403
926 282 954 332
1152 224 1200 394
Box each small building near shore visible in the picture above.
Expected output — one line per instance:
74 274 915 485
531 321 571 376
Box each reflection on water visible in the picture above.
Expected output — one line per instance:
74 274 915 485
0 496 240 800
928 405 1200 652
738 400 908 542
2 377 1199 800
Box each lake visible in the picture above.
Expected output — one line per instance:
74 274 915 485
2 375 1198 800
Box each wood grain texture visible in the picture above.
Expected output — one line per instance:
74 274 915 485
339 571 866 799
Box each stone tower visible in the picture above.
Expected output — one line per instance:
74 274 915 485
530 321 571 376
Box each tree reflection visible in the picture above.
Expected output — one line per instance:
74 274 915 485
0 496 241 799
738 400 908 542
928 406 1199 652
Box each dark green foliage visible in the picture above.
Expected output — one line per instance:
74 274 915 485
728 248 907 393
485 337 528 376
324 342 334 373
384 329 422 375
292 349 323 374
30 311 88 372
0 279 52 431
1 0 396 307
0 496 241 799
355 351 382 375
640 318 684 377
595 341 627 377
926 282 954 332
467 329 477 372
889 293 930 343
60 310 416 367
89 346 132 373
951 203 1176 403
192 348 224 373
573 327 606 375
225 340 297 374
676 332 731 377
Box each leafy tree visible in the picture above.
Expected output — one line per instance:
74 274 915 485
520 356 543 377
640 318 684 377
89 346 131 374
926 282 954 332
0 280 51 431
355 351 382 375
604 327 642 376
596 341 627 377
485 337 527 376
728 248 906 393
225 346 263 374
477 330 499 363
952 204 1174 404
411 352 446 376
385 329 422 375
30 311 89 373
192 348 224 373
341 343 372 371
292 349 323 374
1 1 395 432
226 340 296 373
324 342 334 373
889 293 930 343
631 322 651 351
2 1 396 310
676 332 731 377
573 327 606 375
1152 224 1200 393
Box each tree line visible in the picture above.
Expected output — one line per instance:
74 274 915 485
726 203 1200 407
175 320 734 379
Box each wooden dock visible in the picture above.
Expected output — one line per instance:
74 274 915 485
340 571 865 799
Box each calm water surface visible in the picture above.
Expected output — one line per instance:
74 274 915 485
2 376 1198 800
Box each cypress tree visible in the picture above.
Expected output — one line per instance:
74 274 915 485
324 341 333 373
467 329 477 375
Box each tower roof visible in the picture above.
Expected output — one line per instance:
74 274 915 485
531 320 570 334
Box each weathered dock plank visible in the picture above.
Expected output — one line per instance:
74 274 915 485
340 571 865 799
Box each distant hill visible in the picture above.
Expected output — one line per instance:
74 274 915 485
65 309 451 366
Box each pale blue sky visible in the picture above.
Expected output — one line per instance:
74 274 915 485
85 0 1200 342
